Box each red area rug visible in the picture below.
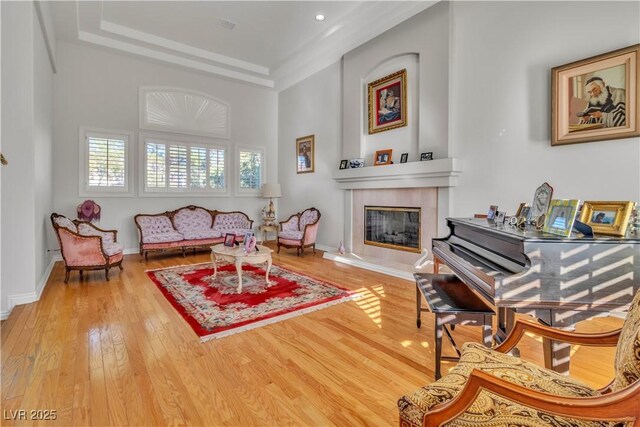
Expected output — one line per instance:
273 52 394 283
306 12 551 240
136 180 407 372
147 262 356 342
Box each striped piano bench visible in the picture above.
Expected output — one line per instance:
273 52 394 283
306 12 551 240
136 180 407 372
414 273 494 379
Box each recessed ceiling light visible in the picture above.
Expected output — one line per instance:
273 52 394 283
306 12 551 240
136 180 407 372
315 14 325 22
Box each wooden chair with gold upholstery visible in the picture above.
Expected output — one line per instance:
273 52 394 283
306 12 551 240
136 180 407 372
398 288 640 426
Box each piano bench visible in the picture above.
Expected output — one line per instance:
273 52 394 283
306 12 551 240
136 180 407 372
414 273 494 380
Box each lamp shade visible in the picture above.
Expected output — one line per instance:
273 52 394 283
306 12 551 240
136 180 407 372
261 183 281 198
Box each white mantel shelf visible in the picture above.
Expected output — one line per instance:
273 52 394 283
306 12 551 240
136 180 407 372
332 158 461 190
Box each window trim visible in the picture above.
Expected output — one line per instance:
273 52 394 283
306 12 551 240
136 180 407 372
139 86 230 139
235 145 265 197
139 133 230 197
78 126 134 197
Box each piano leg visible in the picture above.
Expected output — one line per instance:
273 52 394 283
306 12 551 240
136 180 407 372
536 309 587 376
416 284 422 328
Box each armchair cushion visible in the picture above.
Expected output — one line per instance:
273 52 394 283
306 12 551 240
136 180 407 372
103 242 124 257
612 287 640 391
278 230 304 240
398 342 603 427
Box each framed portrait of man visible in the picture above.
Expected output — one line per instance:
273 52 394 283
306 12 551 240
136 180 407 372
296 135 314 174
552 44 639 146
367 69 407 134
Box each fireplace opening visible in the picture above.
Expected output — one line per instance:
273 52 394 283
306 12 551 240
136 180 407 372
364 206 421 253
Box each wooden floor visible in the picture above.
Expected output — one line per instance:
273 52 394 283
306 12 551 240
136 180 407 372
1 244 623 426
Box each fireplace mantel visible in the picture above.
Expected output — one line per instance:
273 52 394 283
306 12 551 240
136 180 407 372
332 158 461 190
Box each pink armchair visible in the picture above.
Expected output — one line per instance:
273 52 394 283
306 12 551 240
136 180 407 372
277 208 321 256
51 213 124 283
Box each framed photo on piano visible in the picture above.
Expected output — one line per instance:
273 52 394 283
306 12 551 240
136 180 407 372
579 201 636 236
542 199 580 237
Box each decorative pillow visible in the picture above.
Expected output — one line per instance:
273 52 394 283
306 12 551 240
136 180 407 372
136 215 175 235
173 208 213 235
612 288 640 391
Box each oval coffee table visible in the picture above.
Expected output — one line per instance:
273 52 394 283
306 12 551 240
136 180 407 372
210 244 274 293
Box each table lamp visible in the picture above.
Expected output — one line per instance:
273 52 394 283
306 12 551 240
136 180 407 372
261 183 281 225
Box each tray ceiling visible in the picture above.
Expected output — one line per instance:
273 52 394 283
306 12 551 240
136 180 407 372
50 1 436 90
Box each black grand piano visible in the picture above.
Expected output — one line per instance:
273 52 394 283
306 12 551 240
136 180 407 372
431 217 640 373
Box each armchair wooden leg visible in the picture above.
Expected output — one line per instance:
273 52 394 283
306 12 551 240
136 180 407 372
313 244 316 254
118 263 124 270
79 270 83 279
144 251 148 261
64 268 70 284
105 268 110 281
296 248 300 256
277 244 281 254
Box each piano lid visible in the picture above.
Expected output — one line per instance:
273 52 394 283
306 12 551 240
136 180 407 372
447 218 640 244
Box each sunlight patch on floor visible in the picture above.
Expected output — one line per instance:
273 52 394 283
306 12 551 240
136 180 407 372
355 288 381 328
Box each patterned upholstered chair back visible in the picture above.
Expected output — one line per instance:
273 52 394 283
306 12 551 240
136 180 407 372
300 208 320 230
612 288 640 391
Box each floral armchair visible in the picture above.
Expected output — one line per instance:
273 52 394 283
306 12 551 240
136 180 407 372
397 287 640 426
277 208 321 256
51 213 124 283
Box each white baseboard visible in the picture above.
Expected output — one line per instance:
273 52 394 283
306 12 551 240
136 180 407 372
2 256 58 320
315 244 334 253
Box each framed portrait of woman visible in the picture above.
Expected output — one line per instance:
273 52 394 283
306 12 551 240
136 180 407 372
296 135 314 174
368 69 407 134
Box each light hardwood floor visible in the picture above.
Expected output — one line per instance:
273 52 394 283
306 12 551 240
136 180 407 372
1 244 622 426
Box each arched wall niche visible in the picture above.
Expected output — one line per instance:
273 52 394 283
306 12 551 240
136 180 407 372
362 53 419 164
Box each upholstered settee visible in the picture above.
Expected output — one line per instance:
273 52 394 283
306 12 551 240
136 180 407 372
277 207 321 256
134 206 253 259
51 213 124 283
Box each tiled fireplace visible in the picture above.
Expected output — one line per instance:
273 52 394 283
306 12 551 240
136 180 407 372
353 188 437 265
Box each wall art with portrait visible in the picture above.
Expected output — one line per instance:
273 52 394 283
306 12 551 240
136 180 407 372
296 135 314 174
552 44 639 146
367 69 407 134
579 201 636 236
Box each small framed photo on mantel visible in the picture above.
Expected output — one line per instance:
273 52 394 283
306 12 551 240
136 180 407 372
420 152 433 161
400 153 408 163
339 160 348 170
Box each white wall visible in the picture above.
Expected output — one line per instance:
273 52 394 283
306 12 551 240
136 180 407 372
1 1 55 316
342 1 451 162
53 42 278 251
34 6 55 294
449 1 640 217
277 61 343 249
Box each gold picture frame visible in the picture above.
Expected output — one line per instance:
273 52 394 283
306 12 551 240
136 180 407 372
551 44 639 146
296 135 314 174
542 199 580 237
580 201 636 236
368 69 407 134
373 149 393 166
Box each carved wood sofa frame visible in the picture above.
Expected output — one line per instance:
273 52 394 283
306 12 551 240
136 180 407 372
134 205 254 259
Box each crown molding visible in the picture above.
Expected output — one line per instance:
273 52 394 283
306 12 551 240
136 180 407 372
77 31 275 88
100 20 269 76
